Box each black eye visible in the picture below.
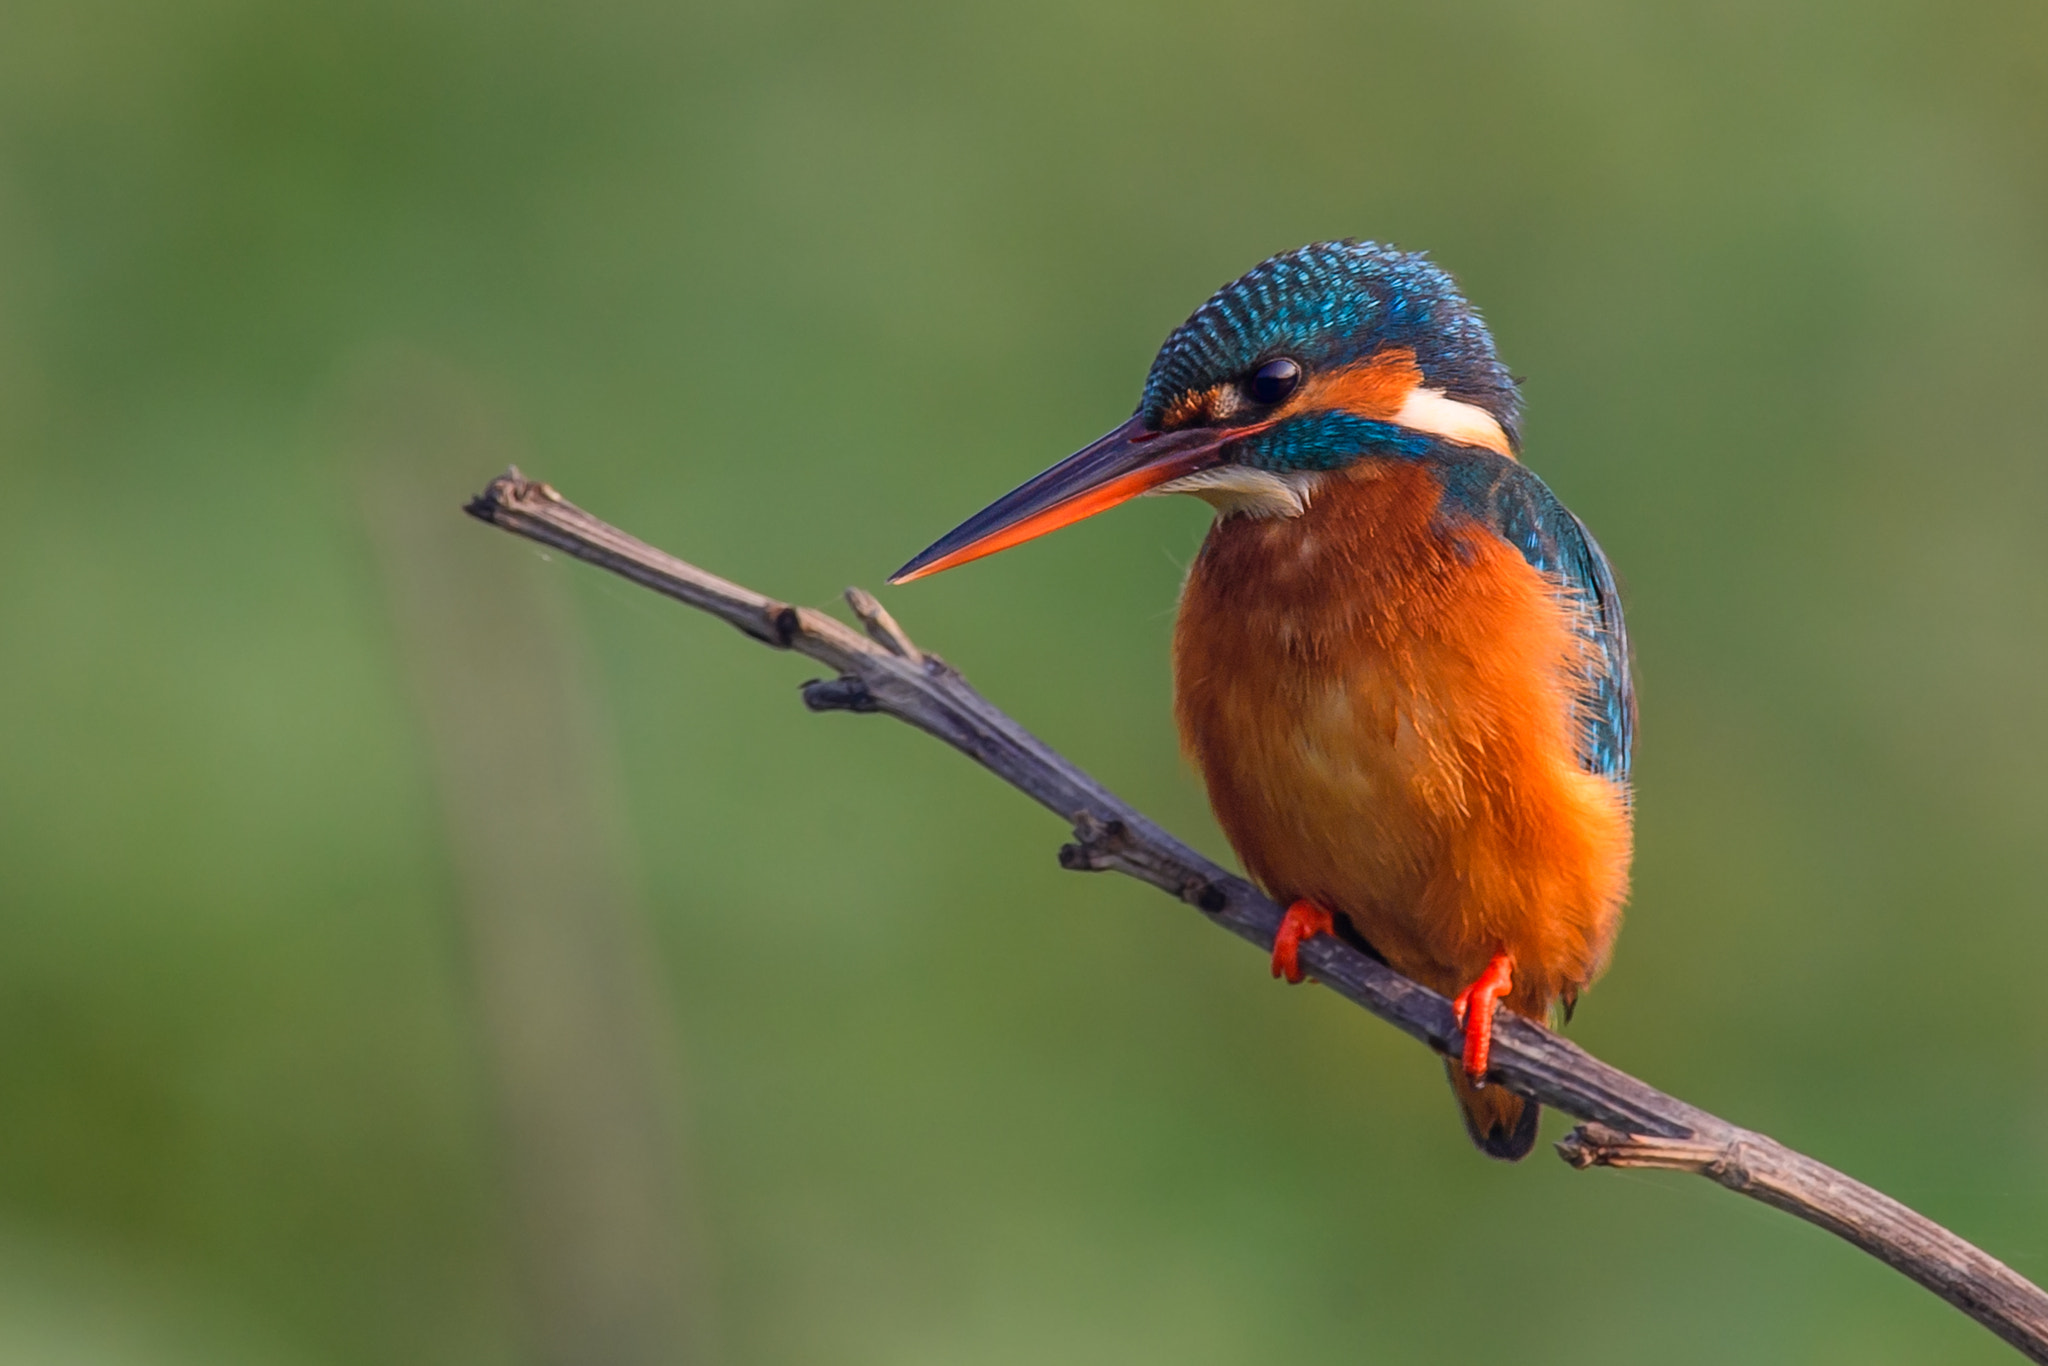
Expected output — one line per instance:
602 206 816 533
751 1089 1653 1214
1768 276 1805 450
1248 357 1302 405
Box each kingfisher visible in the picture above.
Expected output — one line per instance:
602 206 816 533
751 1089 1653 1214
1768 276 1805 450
891 241 1633 1160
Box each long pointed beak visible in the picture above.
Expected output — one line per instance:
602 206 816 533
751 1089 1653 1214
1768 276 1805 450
889 416 1239 584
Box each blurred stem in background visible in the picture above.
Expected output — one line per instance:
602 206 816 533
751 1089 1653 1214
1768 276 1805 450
349 361 708 1366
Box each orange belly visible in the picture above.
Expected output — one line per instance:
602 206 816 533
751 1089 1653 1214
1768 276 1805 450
1172 459 1631 1018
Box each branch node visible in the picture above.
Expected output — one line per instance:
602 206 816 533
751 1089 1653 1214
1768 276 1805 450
1557 1122 1721 1175
919 651 961 681
1186 879 1228 914
845 587 924 661
801 676 876 713
771 605 800 648
1060 813 1131 871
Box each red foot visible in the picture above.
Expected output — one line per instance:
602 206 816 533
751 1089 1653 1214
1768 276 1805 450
1450 952 1515 1084
1270 900 1335 985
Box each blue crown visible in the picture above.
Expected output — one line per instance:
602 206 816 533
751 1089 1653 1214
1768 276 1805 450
1138 241 1522 449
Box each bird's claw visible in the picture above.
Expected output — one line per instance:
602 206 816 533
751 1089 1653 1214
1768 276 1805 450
1270 900 1336 984
1451 952 1515 1084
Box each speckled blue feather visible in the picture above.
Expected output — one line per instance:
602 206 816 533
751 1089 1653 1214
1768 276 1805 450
1140 240 1523 454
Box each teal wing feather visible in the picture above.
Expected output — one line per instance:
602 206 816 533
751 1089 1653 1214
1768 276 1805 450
1446 454 1635 788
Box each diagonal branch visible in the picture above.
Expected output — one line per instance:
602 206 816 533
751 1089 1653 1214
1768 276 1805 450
464 469 2048 1362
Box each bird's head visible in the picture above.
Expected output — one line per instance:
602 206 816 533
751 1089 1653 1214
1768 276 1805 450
891 240 1521 583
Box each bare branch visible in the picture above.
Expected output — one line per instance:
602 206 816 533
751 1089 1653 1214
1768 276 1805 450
464 469 2048 1363
844 586 924 662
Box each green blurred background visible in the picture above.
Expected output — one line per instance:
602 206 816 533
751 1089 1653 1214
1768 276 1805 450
5 1 2048 1362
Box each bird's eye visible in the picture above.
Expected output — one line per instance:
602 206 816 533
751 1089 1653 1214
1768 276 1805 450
1248 358 1303 406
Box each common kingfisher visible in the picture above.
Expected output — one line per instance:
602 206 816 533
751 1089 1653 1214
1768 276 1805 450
892 241 1634 1160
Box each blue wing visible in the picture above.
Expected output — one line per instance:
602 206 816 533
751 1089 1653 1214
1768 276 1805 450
1552 507 1635 789
1445 455 1635 789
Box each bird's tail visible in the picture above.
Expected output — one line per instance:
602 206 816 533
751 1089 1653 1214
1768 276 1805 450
1445 1061 1540 1161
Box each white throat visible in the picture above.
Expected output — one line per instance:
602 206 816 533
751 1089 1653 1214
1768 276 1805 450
1152 466 1324 519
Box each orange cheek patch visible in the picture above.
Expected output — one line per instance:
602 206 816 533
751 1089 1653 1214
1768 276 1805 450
1289 348 1425 422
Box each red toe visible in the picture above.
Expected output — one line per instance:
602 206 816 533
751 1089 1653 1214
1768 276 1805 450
1270 900 1336 984
1450 952 1514 1082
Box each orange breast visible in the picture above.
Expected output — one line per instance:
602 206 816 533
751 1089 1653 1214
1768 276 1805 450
1172 459 1631 1016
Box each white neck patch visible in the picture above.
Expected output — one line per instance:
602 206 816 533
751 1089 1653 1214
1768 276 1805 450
1391 387 1514 457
